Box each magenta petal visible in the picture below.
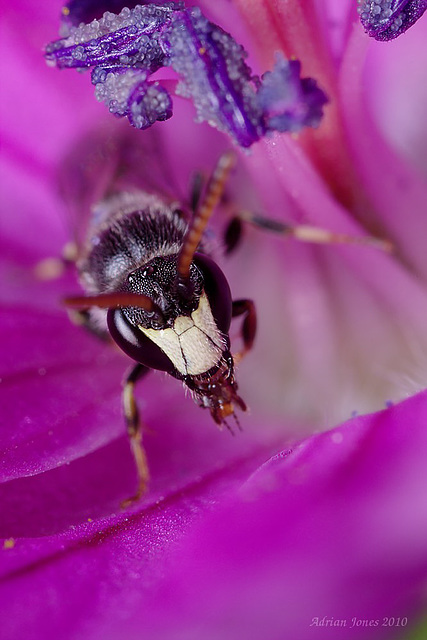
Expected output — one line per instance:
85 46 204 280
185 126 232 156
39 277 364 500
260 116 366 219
0 437 135 537
3 3 427 639
0 298 278 485
0 438 276 640
137 391 427 640
5 391 427 639
364 15 427 174
0 306 127 481
339 27 427 280
224 134 427 422
0 419 278 537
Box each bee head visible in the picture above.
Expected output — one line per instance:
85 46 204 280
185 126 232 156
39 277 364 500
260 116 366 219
118 254 204 330
106 253 233 377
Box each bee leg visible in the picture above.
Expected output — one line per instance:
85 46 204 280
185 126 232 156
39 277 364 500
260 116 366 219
190 171 205 213
67 308 111 342
224 216 244 255
232 299 257 365
34 242 79 280
121 363 151 508
225 211 392 253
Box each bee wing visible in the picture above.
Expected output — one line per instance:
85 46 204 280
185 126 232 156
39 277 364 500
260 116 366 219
57 121 184 254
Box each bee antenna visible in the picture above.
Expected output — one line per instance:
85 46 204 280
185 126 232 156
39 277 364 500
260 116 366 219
63 292 164 321
176 152 235 293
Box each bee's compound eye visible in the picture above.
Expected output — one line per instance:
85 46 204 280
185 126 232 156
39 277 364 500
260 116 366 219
193 254 232 333
107 308 176 374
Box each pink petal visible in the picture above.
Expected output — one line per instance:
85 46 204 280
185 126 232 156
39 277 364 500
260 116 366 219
138 391 427 640
364 15 427 175
0 306 126 481
3 391 426 639
0 435 279 639
339 26 427 280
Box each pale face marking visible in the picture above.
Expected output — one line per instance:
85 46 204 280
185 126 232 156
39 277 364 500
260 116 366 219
139 292 226 376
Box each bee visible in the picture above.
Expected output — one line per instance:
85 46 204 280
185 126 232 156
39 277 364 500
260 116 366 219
57 127 391 506
62 139 256 505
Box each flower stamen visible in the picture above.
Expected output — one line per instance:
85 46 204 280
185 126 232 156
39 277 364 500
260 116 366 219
358 0 427 40
46 3 329 146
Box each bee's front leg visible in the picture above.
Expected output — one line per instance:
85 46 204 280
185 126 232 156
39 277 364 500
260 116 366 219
121 362 151 508
232 299 257 365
